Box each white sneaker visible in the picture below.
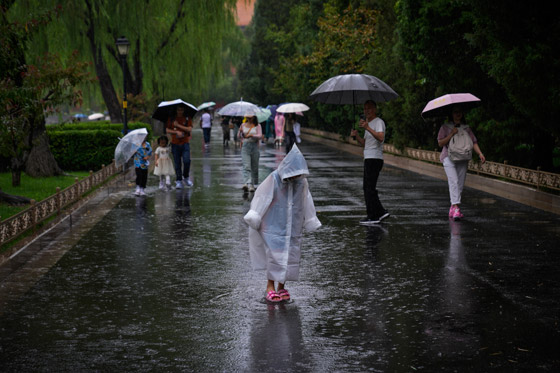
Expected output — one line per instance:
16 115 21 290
159 181 165 190
134 186 141 196
175 181 183 189
139 187 146 196
183 179 193 187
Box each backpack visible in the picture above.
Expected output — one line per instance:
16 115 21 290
447 124 473 162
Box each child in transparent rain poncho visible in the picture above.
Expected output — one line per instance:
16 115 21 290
244 145 321 303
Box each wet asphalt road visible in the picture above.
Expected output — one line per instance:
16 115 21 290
0 128 559 372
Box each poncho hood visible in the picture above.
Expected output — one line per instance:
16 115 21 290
277 144 309 180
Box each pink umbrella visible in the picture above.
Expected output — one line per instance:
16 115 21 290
421 93 480 119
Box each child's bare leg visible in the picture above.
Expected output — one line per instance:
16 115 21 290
267 280 276 293
277 282 285 291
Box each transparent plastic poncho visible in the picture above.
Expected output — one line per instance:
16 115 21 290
244 145 321 283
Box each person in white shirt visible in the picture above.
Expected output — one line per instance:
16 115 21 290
351 100 390 225
200 109 212 147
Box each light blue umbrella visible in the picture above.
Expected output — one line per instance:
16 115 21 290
256 108 272 123
197 101 216 111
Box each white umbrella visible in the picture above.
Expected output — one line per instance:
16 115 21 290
276 103 310 113
217 100 262 117
88 113 104 121
114 128 148 167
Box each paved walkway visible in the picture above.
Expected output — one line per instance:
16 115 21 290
1 128 559 371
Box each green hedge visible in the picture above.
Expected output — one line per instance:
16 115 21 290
47 122 152 171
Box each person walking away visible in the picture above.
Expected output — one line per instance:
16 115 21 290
200 109 212 148
166 105 193 189
293 118 302 144
437 105 485 220
134 137 152 196
221 115 231 146
232 116 242 147
350 100 390 225
153 135 174 190
238 115 262 192
274 112 285 147
283 113 297 153
244 145 321 303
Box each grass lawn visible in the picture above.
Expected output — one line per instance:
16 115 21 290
0 171 90 220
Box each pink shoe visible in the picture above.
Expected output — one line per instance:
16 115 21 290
452 206 464 221
449 206 455 218
265 290 282 303
277 289 290 301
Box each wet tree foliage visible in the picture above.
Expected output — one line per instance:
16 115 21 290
239 0 560 172
7 0 247 122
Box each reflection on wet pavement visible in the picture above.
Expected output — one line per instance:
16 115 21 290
1 129 559 371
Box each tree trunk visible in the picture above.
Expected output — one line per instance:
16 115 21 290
0 189 30 205
11 169 21 187
25 114 63 177
84 1 122 123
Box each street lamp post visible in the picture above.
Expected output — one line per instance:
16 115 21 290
115 36 130 134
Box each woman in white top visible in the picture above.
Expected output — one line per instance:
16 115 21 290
238 116 262 192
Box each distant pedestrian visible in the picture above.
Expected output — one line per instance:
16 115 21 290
283 113 297 153
153 135 174 190
200 109 212 147
166 105 193 189
238 115 262 192
244 145 321 303
274 112 284 147
437 105 485 220
134 137 152 196
351 100 390 225
221 115 231 146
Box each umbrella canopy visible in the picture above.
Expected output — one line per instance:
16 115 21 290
88 113 104 121
421 93 481 119
152 99 198 122
309 73 398 105
276 103 310 113
266 104 278 118
197 101 216 111
217 100 262 117
114 128 148 167
256 108 272 123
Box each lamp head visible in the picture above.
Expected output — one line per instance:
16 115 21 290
115 36 130 57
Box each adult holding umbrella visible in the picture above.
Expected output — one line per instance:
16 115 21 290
423 93 486 221
153 99 198 188
310 74 398 225
277 103 309 153
218 100 262 146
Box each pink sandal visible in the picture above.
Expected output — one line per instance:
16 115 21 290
277 289 290 301
266 290 282 303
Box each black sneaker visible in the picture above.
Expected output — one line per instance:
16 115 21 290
379 211 390 221
359 218 380 226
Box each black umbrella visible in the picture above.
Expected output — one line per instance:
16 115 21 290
309 74 398 105
152 99 198 122
309 74 398 136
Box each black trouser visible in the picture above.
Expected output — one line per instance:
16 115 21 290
363 158 385 219
285 131 297 153
135 168 148 188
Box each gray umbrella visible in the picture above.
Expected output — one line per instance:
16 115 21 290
309 74 398 104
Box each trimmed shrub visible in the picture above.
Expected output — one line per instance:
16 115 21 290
47 122 152 171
